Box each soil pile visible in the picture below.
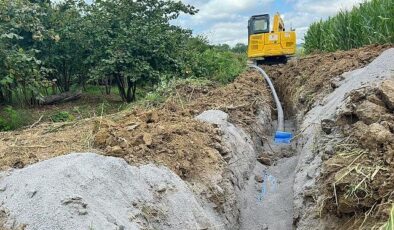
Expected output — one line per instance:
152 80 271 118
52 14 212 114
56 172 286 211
0 71 271 176
280 47 394 230
0 153 221 230
93 71 271 181
264 44 392 116
321 80 394 228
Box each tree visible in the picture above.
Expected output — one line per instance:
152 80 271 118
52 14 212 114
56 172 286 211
85 0 197 102
232 43 247 53
0 0 49 105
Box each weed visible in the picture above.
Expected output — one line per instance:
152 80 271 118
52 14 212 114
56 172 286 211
50 111 75 122
0 106 31 131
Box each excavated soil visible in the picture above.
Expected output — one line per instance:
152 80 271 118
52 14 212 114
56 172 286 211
265 44 393 116
1 44 392 230
322 80 394 228
0 71 271 180
265 45 394 229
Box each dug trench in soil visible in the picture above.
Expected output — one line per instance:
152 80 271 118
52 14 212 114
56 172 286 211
264 45 394 229
0 45 393 229
0 71 281 229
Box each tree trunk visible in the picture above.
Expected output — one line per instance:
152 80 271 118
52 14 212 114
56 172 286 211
115 74 127 102
41 91 82 105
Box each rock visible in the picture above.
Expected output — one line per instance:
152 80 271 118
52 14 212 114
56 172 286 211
156 183 167 193
126 123 140 131
321 119 335 134
324 145 335 155
142 133 153 146
330 77 341 89
109 145 124 156
0 185 6 192
257 156 272 166
306 168 315 179
254 175 264 183
379 80 394 110
355 100 387 125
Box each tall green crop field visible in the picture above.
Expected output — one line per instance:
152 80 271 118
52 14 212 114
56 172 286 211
304 0 393 53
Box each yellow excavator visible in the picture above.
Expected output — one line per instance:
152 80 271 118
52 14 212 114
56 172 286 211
248 13 296 64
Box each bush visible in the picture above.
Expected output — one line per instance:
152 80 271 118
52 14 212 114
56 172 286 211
189 48 247 84
304 0 393 53
0 106 29 131
50 111 75 122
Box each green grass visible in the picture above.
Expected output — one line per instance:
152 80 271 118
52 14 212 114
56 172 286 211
381 205 394 230
0 106 32 131
304 0 393 53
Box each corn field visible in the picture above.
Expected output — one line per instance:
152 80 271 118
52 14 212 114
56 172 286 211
304 0 394 53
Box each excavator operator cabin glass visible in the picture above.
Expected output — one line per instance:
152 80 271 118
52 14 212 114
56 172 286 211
254 19 268 32
249 15 270 35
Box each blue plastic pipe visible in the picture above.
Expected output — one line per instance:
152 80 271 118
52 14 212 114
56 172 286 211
248 64 293 144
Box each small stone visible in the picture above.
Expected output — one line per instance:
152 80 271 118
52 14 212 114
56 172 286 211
261 223 269 230
156 183 167 193
324 145 334 155
321 119 335 134
109 146 124 156
0 185 6 192
126 123 140 131
306 168 316 179
27 190 37 198
254 175 264 183
78 209 88 215
143 133 153 146
257 156 272 166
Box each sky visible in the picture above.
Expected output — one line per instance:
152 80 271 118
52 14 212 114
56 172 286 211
172 0 366 46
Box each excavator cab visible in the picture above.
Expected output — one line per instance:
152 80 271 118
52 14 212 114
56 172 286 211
248 13 296 64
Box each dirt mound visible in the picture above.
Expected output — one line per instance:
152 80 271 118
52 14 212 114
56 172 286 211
321 80 394 227
94 111 224 180
92 71 271 181
0 71 271 184
264 44 393 116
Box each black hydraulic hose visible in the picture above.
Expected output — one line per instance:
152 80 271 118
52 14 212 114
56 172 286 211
248 64 284 131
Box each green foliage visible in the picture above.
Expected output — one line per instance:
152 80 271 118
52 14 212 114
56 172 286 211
231 43 248 53
0 106 30 131
50 111 74 122
0 0 247 107
304 0 393 53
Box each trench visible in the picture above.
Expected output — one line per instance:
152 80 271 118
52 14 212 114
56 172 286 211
239 119 298 230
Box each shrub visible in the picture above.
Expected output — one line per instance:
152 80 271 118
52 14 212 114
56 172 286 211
0 106 29 131
50 111 75 122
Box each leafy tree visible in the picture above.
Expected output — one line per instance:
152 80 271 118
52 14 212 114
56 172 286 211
0 0 49 104
85 0 197 102
232 43 247 53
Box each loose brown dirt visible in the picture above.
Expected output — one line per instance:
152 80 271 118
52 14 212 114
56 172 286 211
0 71 271 183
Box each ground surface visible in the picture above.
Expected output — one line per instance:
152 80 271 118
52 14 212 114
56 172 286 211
0 44 393 230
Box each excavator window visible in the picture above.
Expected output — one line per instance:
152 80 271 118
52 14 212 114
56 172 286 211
248 14 270 35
